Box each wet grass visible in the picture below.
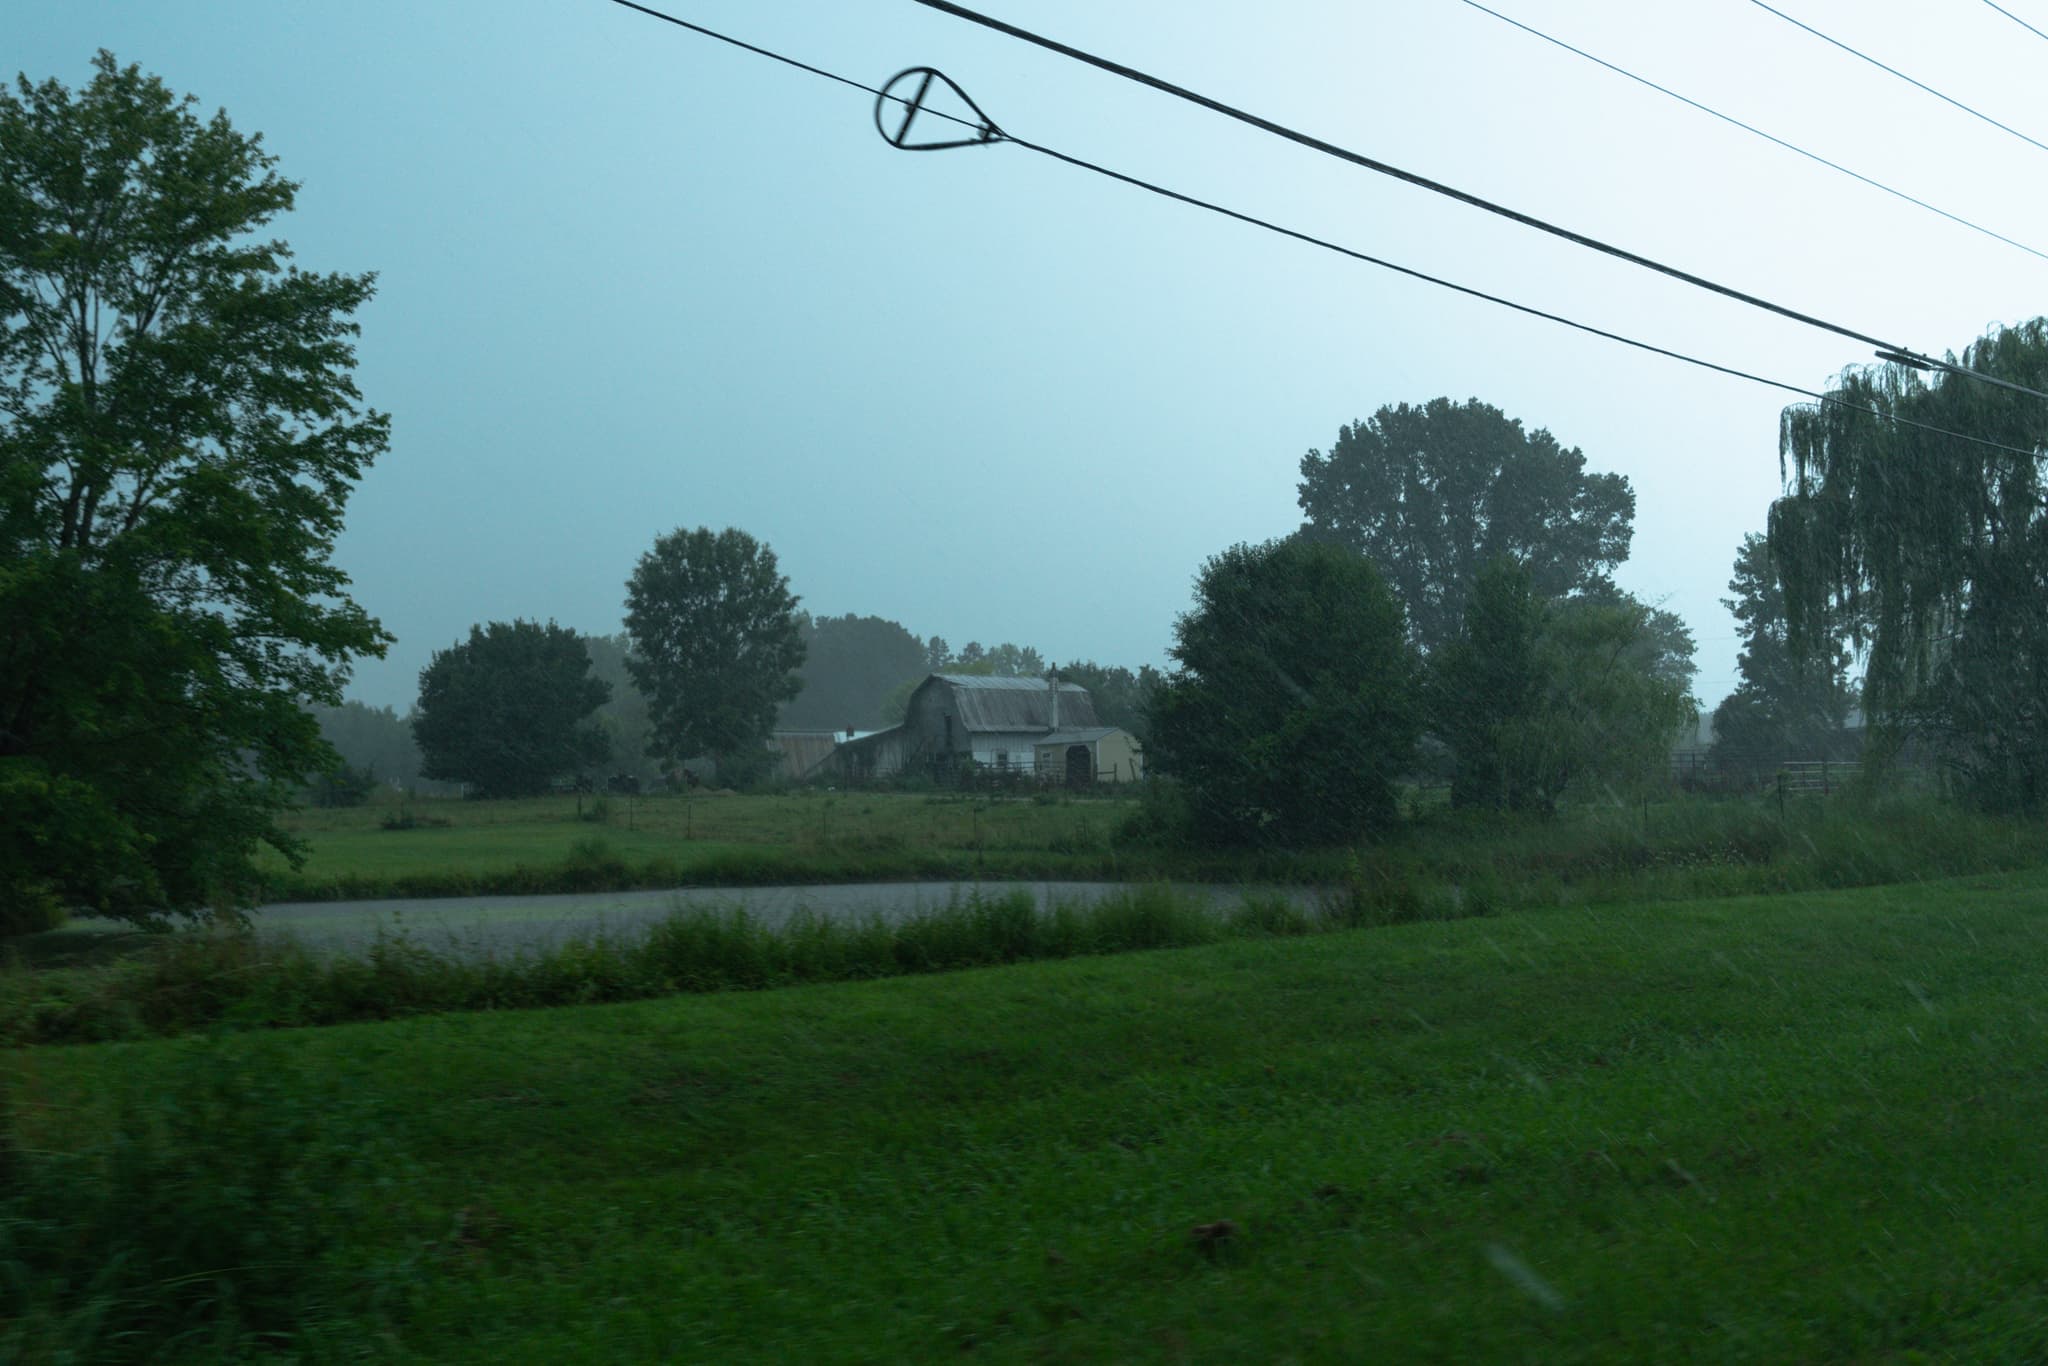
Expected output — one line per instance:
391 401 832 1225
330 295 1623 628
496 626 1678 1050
259 789 2048 910
12 869 2048 1361
259 791 1144 898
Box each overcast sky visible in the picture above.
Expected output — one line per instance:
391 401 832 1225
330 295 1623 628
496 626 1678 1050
16 1 2048 712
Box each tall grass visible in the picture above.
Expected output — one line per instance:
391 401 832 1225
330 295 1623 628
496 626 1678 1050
0 1038 419 1362
0 886 1241 1046
16 795 2048 1049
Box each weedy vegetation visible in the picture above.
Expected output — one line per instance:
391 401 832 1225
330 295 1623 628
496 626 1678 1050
11 870 2048 1360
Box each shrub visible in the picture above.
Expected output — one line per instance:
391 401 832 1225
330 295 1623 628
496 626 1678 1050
0 1039 418 1361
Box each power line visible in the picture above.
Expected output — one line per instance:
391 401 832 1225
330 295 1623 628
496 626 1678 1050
909 0 2048 404
1747 0 2048 155
602 0 2046 460
1979 0 2048 44
1459 0 2048 264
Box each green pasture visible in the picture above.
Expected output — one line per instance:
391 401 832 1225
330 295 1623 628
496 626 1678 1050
258 788 2048 912
260 791 1139 895
14 869 2048 1361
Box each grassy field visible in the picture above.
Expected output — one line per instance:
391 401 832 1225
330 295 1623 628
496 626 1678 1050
13 869 2048 1361
258 790 1151 897
257 787 2048 914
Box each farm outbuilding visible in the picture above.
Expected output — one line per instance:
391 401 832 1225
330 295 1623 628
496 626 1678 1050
1033 727 1144 785
829 674 1114 782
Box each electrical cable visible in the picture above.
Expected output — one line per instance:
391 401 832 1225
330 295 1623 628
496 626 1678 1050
1458 0 2048 264
910 0 2048 403
1747 0 2048 154
1979 0 2048 43
600 0 2046 460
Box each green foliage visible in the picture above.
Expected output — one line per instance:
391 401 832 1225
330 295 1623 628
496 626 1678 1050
412 619 610 798
0 54 389 927
307 760 377 808
780 613 928 731
1433 560 1696 812
1148 538 1422 844
1537 595 1698 802
1049 659 1164 742
1772 320 2048 807
10 794 2048 1047
578 632 666 786
1297 397 1635 655
877 639 1050 724
1710 532 1857 779
22 877 2048 1360
1431 557 1549 810
309 699 436 792
0 1038 415 1360
625 527 804 784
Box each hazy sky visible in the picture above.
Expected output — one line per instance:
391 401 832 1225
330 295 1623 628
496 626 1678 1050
15 1 2047 711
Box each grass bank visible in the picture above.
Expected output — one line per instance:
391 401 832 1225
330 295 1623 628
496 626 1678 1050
11 870 2048 1361
258 789 2048 912
258 791 1155 899
20 794 2048 1048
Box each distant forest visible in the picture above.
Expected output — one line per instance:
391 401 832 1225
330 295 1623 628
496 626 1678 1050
313 613 1152 791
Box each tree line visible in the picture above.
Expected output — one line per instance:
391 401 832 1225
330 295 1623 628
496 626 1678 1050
1148 399 1699 843
8 53 2045 931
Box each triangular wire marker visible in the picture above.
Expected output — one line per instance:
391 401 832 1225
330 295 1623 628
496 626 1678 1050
873 67 1004 149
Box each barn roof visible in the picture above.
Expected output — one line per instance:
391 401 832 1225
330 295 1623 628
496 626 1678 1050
921 675 1102 733
1039 727 1122 746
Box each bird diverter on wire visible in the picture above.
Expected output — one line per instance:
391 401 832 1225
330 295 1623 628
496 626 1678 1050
873 68 1003 150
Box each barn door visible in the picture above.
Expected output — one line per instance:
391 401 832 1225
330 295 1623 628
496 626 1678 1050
1065 744 1092 789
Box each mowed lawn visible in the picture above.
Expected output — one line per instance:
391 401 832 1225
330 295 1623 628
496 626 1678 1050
21 870 2048 1362
262 792 1137 887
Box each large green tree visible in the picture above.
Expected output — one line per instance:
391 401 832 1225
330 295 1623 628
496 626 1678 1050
579 632 664 785
412 621 609 798
779 613 927 732
0 54 388 929
624 527 805 785
1771 320 2048 807
1298 398 1635 655
1433 559 1694 812
1147 538 1421 845
1049 660 1164 743
309 700 427 792
1709 533 1855 779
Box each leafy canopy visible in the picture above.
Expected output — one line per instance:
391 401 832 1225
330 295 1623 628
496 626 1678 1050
1433 559 1695 812
1148 538 1421 845
1298 398 1634 655
1709 533 1855 777
779 613 928 732
1771 320 2048 807
0 54 387 928
624 526 805 784
412 620 610 799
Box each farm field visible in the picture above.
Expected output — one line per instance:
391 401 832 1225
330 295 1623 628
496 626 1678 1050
16 868 2048 1362
259 791 1152 897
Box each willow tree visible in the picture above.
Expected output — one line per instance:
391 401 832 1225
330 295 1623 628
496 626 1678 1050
1769 319 2048 807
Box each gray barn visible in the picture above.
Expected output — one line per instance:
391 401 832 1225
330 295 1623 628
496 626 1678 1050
833 674 1102 780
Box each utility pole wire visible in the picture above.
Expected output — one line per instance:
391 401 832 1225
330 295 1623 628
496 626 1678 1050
910 0 2048 404
1979 0 2048 44
599 0 2046 459
1459 0 2048 264
1747 0 2048 155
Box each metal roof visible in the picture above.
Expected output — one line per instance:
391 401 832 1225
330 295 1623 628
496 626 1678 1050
1038 727 1123 746
921 675 1102 733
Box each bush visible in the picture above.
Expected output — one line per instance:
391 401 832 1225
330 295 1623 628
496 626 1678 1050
0 1039 418 1361
307 762 378 809
1147 539 1422 846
